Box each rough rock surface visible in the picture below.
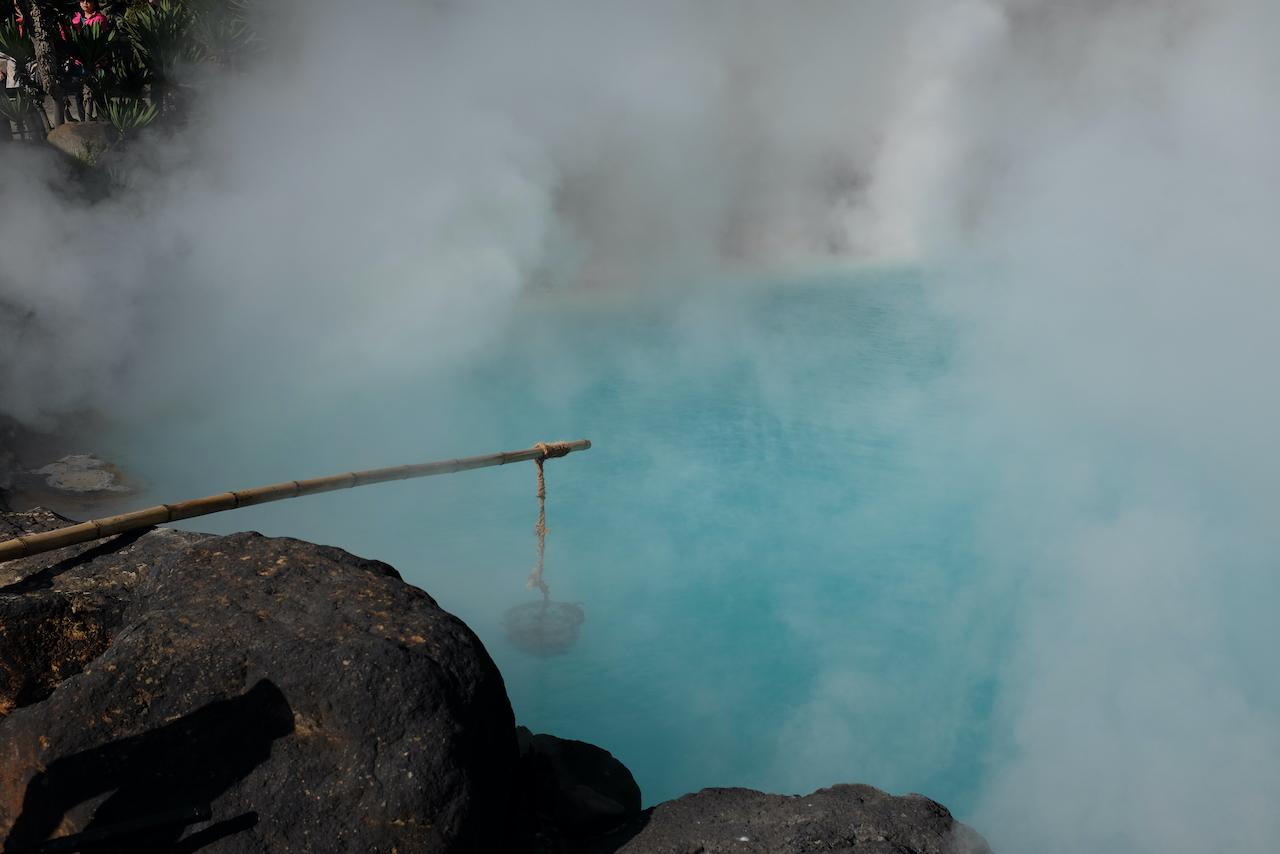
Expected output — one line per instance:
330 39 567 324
45 121 117 163
0 509 516 852
588 785 992 854
0 508 208 715
517 726 642 846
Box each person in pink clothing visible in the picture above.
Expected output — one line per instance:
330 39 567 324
64 0 109 121
70 0 108 29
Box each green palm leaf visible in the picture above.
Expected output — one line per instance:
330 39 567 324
0 89 39 124
64 22 118 69
102 95 158 136
0 18 34 67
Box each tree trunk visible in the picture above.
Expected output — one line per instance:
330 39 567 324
18 0 64 127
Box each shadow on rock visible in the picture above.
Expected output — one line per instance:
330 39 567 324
4 679 293 853
515 727 649 853
0 528 153 596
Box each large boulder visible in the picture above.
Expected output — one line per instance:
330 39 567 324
0 509 517 852
45 121 117 164
590 785 992 854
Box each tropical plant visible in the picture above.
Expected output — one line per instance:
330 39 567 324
121 0 197 80
63 21 118 69
186 0 257 67
104 50 151 98
0 17 34 68
0 88 39 125
101 94 156 136
0 17 38 132
0 88 48 139
62 20 118 116
119 0 201 117
6 0 260 134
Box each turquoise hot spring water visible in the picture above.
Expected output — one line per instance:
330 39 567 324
95 267 1280 840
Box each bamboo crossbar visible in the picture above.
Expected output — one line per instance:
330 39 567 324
0 439 591 564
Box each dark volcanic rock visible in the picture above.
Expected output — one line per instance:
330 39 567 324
592 785 992 854
0 508 991 854
0 508 210 715
516 726 642 843
0 510 516 852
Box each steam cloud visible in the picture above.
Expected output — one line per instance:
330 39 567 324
4 1 1279 851
1 0 926 423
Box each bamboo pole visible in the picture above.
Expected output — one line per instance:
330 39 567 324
0 440 591 564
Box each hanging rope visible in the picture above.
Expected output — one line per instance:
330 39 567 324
505 441 585 655
526 442 570 601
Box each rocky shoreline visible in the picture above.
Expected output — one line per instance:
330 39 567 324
0 507 991 853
